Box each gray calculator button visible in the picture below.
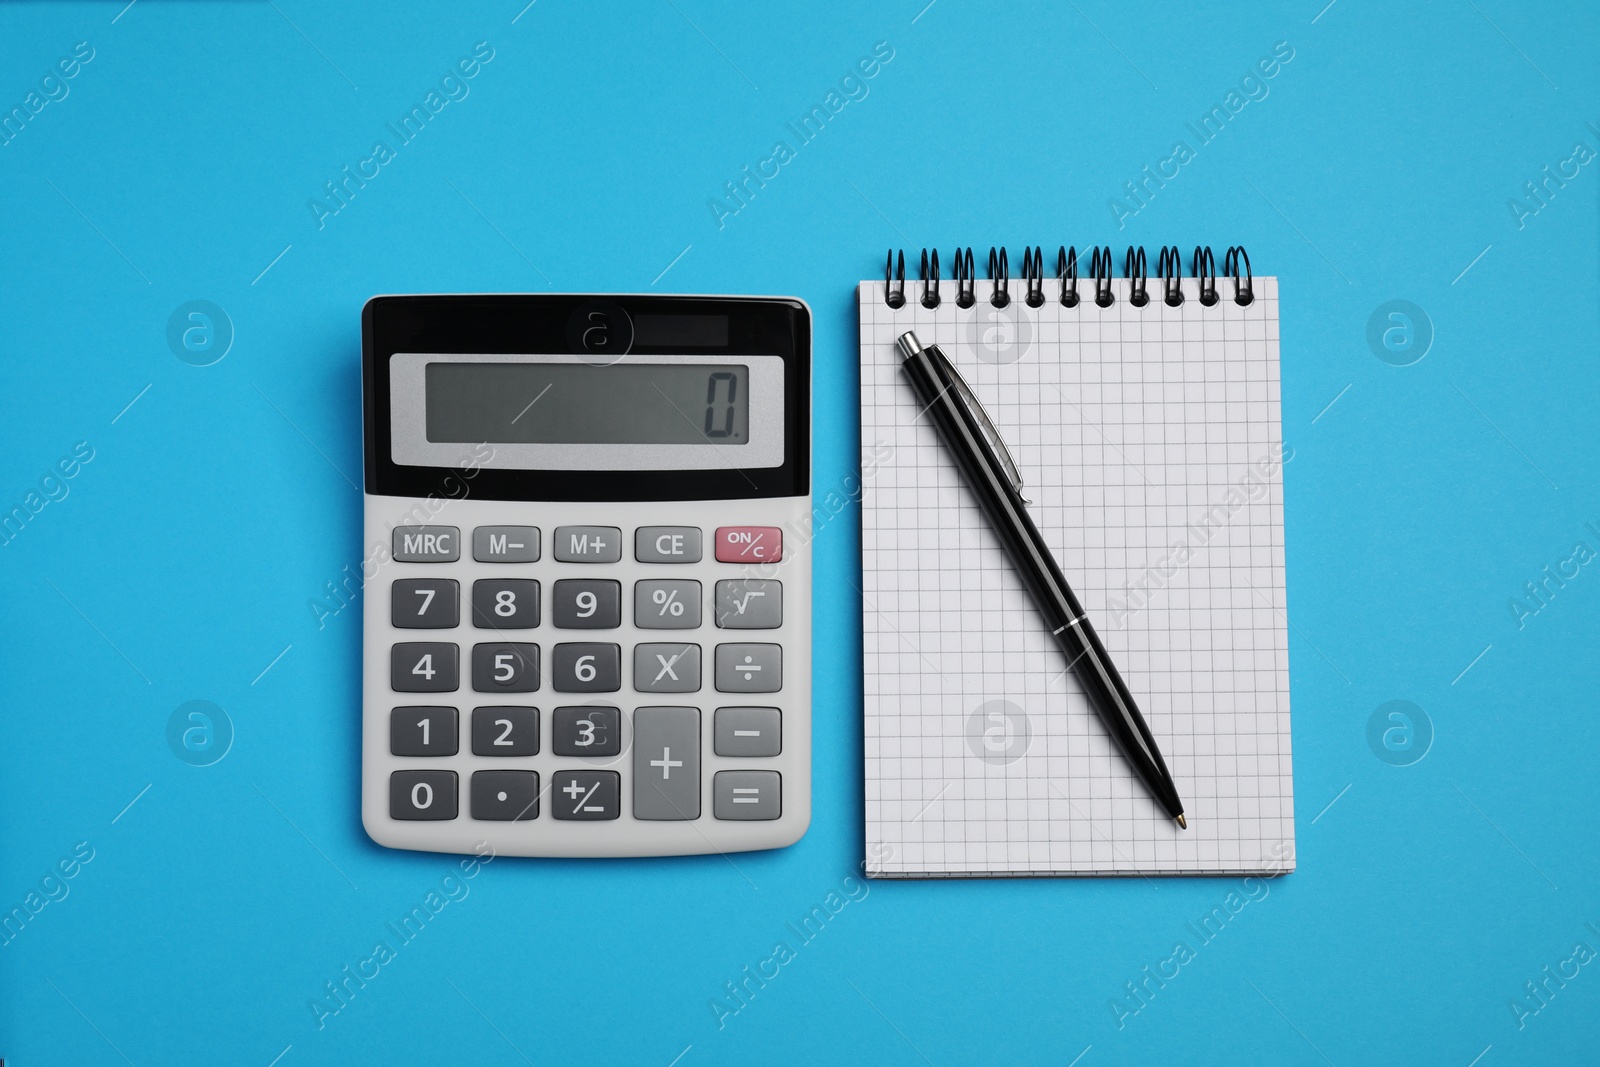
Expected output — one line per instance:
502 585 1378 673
635 580 702 629
551 770 621 820
633 706 701 820
393 526 460 562
714 707 781 757
471 706 538 756
391 642 459 692
714 580 782 629
635 526 702 563
390 706 458 756
634 643 701 693
471 642 540 693
473 526 539 563
472 579 540 629
551 643 621 692
470 770 539 821
392 579 459 629
390 770 458 820
552 705 622 756
553 526 622 563
714 770 781 820
552 579 620 628
715 643 782 693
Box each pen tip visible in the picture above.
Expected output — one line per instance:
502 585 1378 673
1175 814 1187 830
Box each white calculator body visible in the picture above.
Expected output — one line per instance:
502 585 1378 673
361 295 811 857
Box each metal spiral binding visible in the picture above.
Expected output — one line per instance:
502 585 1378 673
878 245 1253 310
1125 247 1149 307
1225 246 1254 306
954 247 975 308
1158 246 1184 307
1058 246 1079 308
884 249 905 308
919 248 940 309
1022 247 1044 307
988 247 1010 308
1090 246 1114 307
1193 246 1217 306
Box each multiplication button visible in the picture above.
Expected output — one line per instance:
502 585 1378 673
635 643 701 693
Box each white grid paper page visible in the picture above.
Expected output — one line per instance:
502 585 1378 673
859 275 1294 877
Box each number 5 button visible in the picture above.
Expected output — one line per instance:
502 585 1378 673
471 643 540 693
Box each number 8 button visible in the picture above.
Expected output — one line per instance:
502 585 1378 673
472 579 539 629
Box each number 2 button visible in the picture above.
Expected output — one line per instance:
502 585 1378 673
472 643 540 693
472 579 539 629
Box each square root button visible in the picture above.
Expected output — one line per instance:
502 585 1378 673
715 526 782 563
714 770 781 820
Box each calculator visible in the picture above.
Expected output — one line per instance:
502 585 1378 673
361 295 811 857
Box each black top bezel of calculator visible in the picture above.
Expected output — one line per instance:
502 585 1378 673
363 294 810 502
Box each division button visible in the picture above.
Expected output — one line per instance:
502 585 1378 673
714 643 781 693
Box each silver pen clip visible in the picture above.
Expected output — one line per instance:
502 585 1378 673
938 349 1027 501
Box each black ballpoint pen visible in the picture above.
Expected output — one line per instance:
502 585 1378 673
895 331 1187 828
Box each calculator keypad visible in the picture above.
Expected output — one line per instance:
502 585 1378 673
383 523 796 837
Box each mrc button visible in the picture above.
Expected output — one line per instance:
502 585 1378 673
394 526 460 562
715 526 782 563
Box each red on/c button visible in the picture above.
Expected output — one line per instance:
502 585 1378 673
715 526 783 563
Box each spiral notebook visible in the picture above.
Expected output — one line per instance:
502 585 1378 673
858 246 1295 878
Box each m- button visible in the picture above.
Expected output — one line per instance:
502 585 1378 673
393 526 460 562
715 526 782 563
554 526 622 563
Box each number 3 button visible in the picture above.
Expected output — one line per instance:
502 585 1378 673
472 643 540 692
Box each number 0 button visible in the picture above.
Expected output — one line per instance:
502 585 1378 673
471 643 540 693
390 770 458 821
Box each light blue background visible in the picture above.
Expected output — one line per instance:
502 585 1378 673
2 2 1598 1064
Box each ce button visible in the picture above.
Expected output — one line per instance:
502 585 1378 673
635 527 703 564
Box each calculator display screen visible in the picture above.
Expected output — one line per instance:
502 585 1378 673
424 361 749 445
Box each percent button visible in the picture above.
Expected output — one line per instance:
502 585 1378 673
634 580 702 629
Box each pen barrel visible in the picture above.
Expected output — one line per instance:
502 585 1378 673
900 347 1184 821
